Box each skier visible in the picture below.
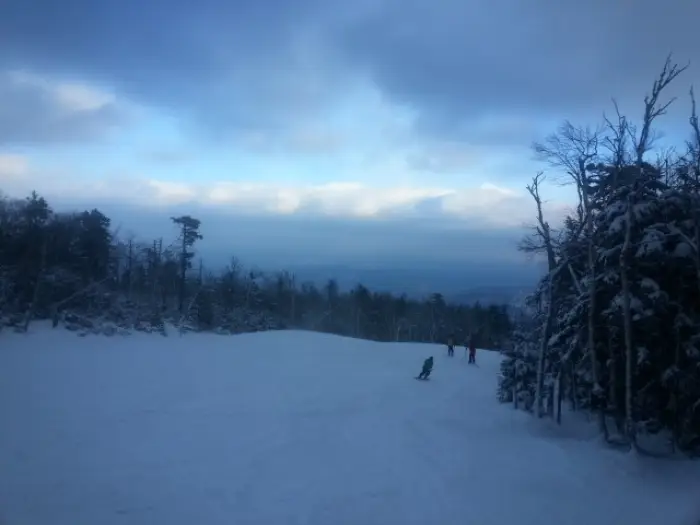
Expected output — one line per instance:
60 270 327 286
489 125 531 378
447 335 455 357
417 356 434 379
468 336 476 364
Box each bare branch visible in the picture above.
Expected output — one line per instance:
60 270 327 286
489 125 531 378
602 99 630 167
517 230 546 255
691 86 700 145
524 172 558 272
533 122 600 188
633 54 689 163
689 86 700 181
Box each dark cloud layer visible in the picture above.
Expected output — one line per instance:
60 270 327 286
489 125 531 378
2 0 698 141
338 0 700 128
0 0 346 137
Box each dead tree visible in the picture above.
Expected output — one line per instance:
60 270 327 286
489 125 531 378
630 56 688 167
533 124 605 432
624 55 687 445
687 87 700 296
533 121 600 225
523 173 557 418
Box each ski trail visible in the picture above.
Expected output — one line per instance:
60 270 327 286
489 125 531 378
0 328 698 525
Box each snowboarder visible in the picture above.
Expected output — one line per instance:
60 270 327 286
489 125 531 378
468 336 476 364
447 335 454 357
417 356 434 379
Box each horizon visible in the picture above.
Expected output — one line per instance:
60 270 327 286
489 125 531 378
1 0 698 296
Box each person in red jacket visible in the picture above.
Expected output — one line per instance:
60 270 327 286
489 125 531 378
468 336 476 364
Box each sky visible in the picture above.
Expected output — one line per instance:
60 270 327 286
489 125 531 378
0 0 699 295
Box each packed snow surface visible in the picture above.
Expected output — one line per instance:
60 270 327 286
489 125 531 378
1 325 699 525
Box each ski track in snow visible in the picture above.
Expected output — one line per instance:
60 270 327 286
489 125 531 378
1 324 699 525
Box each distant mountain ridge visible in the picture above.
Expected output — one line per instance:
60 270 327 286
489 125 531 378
283 263 541 304
446 285 532 306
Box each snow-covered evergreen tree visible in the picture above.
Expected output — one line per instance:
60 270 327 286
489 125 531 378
501 57 700 455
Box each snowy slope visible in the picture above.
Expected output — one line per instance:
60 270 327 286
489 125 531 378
1 325 699 525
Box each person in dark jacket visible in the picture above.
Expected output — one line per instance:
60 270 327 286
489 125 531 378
468 337 476 364
447 335 455 357
417 356 434 379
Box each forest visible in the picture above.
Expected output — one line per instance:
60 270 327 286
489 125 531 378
498 57 700 456
0 194 511 348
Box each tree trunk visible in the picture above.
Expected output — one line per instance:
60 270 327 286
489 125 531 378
547 382 555 418
556 369 564 424
150 239 162 309
178 230 187 313
608 331 624 435
672 330 682 451
525 173 560 420
535 272 555 417
290 275 296 325
583 187 607 438
620 197 636 445
125 240 133 299
178 286 201 335
570 364 578 411
694 204 700 296
23 239 47 332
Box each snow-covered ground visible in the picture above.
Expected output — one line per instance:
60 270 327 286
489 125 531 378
1 325 699 525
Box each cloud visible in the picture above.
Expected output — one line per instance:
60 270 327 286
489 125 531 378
0 156 548 292
405 140 483 173
284 125 346 155
140 148 193 166
0 153 29 179
4 0 648 294
0 0 351 140
0 160 568 229
335 0 700 136
0 70 127 145
236 125 346 156
1 0 697 144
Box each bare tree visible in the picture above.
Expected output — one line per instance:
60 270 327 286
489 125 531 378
523 173 557 417
630 56 688 167
533 123 606 433
533 121 600 224
686 87 700 295
621 55 687 444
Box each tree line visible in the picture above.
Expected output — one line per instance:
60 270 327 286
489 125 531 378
0 193 511 347
498 56 700 456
